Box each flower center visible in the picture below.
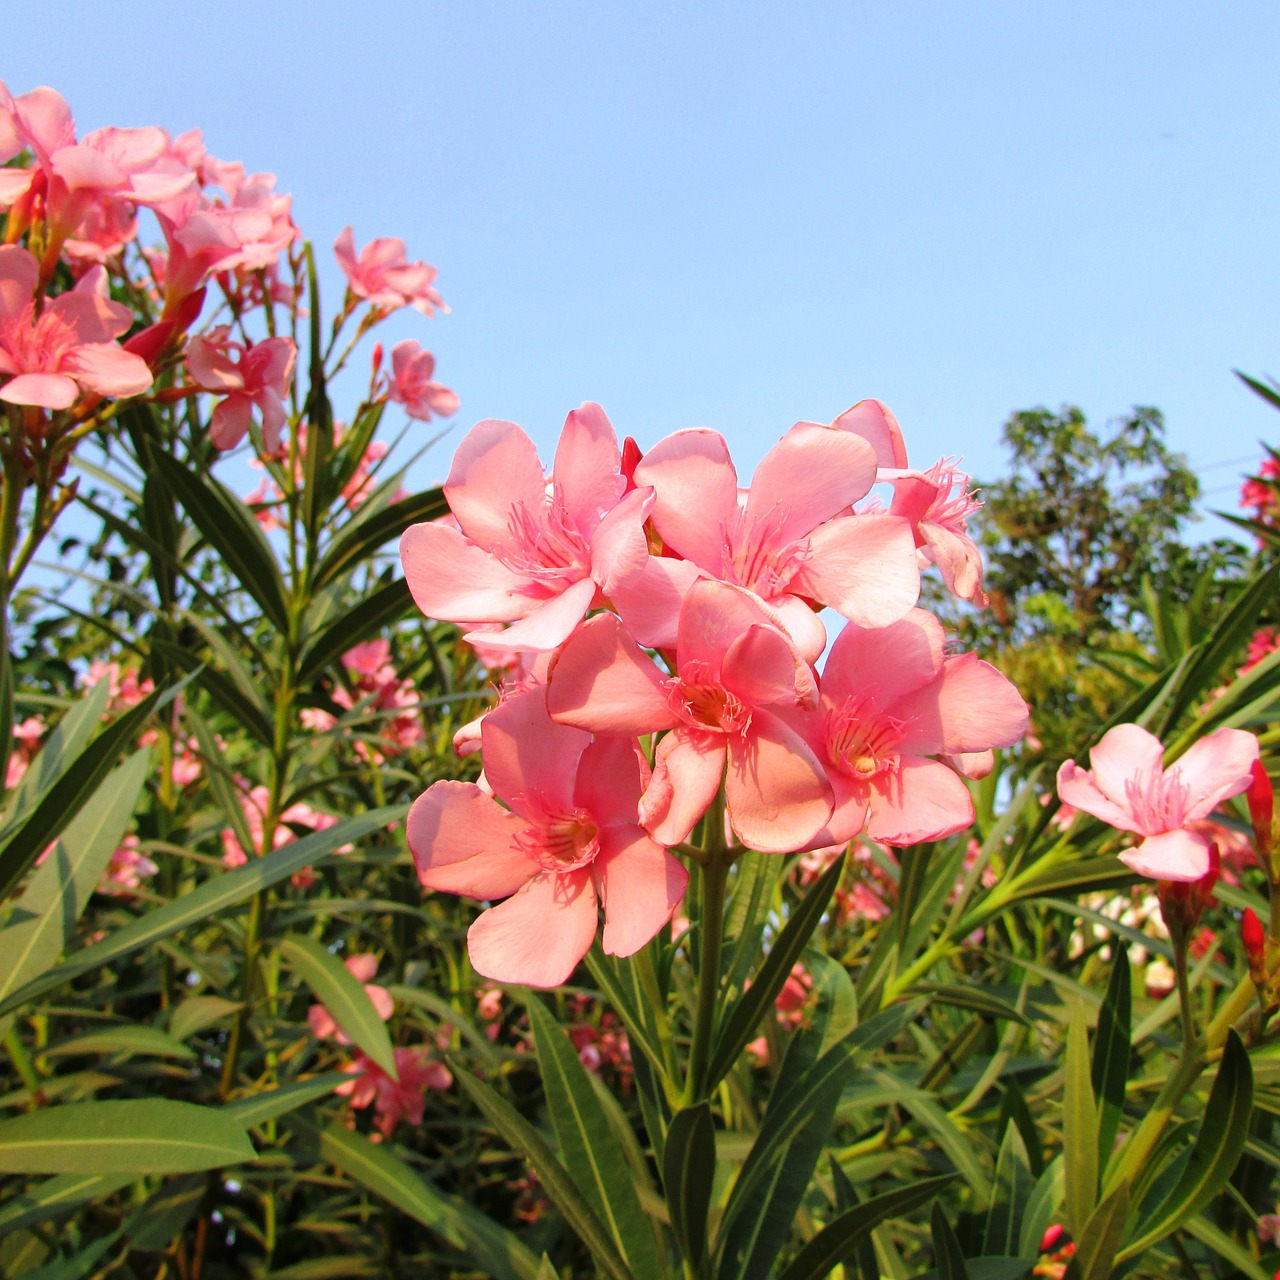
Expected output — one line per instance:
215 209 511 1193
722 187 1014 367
664 660 752 734
1124 768 1191 833
501 486 592 596
0 303 79 375
826 695 904 779
516 809 602 873
725 505 809 598
921 458 982 535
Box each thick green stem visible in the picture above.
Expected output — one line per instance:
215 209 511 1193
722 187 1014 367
683 795 730 1107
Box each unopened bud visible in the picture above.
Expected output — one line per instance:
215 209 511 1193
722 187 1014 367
1159 844 1220 941
1248 759 1275 862
371 342 384 377
1244 907 1267 988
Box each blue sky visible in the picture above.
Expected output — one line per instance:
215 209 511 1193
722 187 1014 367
8 2 1280 533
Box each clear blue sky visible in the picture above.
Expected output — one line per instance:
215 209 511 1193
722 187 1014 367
8 2 1280 532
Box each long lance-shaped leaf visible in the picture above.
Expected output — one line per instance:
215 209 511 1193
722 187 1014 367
1071 1183 1129 1280
524 994 664 1277
0 1100 254 1174
1063 1001 1098 1241
452 1064 633 1280
278 934 397 1077
222 1072 349 1129
0 806 402 1019
0 1172 135 1236
584 943 670 1089
151 638 274 746
0 748 150 1039
296 578 414 684
0 679 186 900
153 451 291 633
778 1175 956 1280
314 486 448 590
302 242 334 539
16 1230 119 1280
1091 948 1131 1176
930 1203 971 1280
708 852 845 1089
304 1118 541 1280
981 1123 1033 1256
1117 1030 1254 1260
663 1102 715 1272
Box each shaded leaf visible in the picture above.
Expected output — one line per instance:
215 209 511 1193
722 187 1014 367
315 487 448 590
664 1102 715 1270
1063 1001 1098 1240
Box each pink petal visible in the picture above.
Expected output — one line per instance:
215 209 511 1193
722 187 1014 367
595 830 688 957
574 735 648 829
725 711 832 852
0 372 78 409
1175 727 1261 819
346 954 379 983
794 515 920 626
609 555 703 650
1119 828 1213 882
721 623 818 710
830 399 909 469
823 609 944 714
210 395 253 450
400 521 536 623
467 869 598 987
1087 724 1166 814
896 653 1029 757
406 781 535 898
768 596 827 664
633 428 739 568
641 729 726 847
589 486 654 595
552 402 625 532
0 245 38 315
866 758 975 845
1055 759 1146 834
445 419 548 551
480 687 589 818
744 423 877 545
677 579 783 678
546 612 675 734
63 344 152 398
464 576 598 654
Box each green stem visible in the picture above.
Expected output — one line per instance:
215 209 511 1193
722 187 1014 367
1173 938 1195 1056
682 795 730 1107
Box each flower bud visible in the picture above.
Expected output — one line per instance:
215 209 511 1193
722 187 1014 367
1244 907 1267 988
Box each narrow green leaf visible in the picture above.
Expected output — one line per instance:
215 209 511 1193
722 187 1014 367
0 748 150 1039
453 1064 633 1280
222 1072 349 1129
0 1100 253 1174
1063 1001 1098 1240
931 1202 971 1280
1181 1212 1271 1279
708 852 844 1089
664 1102 715 1270
982 1121 1033 1256
125 1173 205 1250
536 1257 559 1280
184 705 259 853
1016 1156 1063 1259
169 994 242 1041
915 985 1033 1028
16 1231 119 1280
297 577 414 684
0 1172 134 1236
43 1026 195 1060
1118 1029 1254 1259
1000 857 1133 906
1091 948 1131 1175
778 1175 955 1280
306 1118 541 1280
0 806 402 1019
524 994 664 1277
585 943 670 1086
1071 1183 1128 1280
919 1016 988 1094
315 486 449 590
278 933 397 1077
154 451 290 632
152 638 274 745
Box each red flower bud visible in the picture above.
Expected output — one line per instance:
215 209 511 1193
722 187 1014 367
1244 907 1267 986
1248 759 1275 860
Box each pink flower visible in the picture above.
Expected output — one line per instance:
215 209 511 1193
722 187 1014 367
885 457 987 605
308 954 396 1041
5 717 44 789
220 784 348 887
407 687 688 988
796 609 1028 847
186 326 295 451
82 659 154 712
335 227 446 315
1056 724 1260 881
0 246 152 409
400 406 655 654
97 835 158 896
630 422 919 659
546 579 834 852
384 340 458 422
336 1046 452 1139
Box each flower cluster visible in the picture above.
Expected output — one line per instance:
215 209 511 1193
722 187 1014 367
401 400 1029 986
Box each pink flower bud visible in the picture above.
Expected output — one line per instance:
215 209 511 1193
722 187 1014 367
1244 907 1267 986
1248 759 1275 860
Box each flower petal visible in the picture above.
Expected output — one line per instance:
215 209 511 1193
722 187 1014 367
480 687 589 818
1175 727 1260 819
407 781 535 898
795 515 920 626
633 428 739 568
400 520 536 623
866 758 975 846
464 576 597 654
552 402 625 532
444 419 547 550
641 729 725 847
1120 828 1213 882
595 829 688 957
725 711 832 852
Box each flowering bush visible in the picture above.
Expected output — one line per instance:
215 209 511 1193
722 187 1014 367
0 77 1278 1280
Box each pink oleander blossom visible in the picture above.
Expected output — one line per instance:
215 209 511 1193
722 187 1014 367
336 1046 452 1139
400 405 655 654
186 325 295 451
5 717 45 789
82 659 154 713
629 422 920 659
384 340 458 422
308 954 396 1042
0 246 152 409
335 227 446 315
97 835 158 896
796 609 1028 847
408 686 688 987
1056 724 1260 881
546 579 834 852
221 784 348 887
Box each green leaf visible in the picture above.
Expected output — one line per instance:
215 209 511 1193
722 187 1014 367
15 1231 120 1280
0 806 403 1019
930 1202 971 1280
125 1172 205 1250
0 1100 254 1174
168 994 242 1041
304 1118 541 1280
1001 856 1133 907
1181 1212 1271 1279
151 638 274 746
153 451 290 632
915 985 1032 1028
584 943 671 1089
278 933 397 1077
315 487 448 590
222 1072 349 1129
1016 1157 1063 1259
982 1122 1033 1255
1062 1001 1098 1240
297 577 414 684
452 1064 633 1280
0 748 151 1039
1091 949 1131 1175
42 1026 195 1060
524 994 664 1277
1118 1029 1254 1259
708 852 844 1090
778 1175 956 1280
664 1102 716 1270
1070 1183 1128 1280
0 1172 135 1236
0 679 186 900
